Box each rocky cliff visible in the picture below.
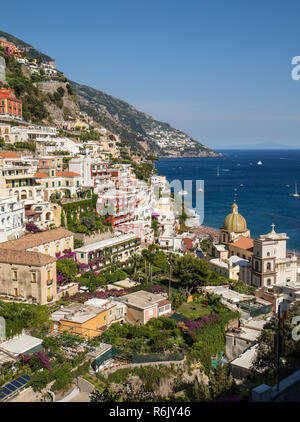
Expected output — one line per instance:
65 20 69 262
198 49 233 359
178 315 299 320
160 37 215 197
1 30 221 157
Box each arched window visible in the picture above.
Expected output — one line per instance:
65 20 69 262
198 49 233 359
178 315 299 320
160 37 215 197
267 278 271 286
255 261 259 271
267 252 270 256
267 262 271 271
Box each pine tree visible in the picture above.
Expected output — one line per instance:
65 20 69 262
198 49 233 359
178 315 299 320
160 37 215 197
60 210 65 227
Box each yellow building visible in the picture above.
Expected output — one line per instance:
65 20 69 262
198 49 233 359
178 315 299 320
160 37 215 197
220 202 251 244
208 202 253 262
56 304 109 338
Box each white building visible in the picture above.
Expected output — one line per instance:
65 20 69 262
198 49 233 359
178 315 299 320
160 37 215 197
25 202 53 231
0 124 28 144
69 156 95 187
209 255 251 283
0 195 25 242
252 225 297 288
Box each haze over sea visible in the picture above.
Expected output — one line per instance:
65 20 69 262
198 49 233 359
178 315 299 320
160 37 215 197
155 150 300 253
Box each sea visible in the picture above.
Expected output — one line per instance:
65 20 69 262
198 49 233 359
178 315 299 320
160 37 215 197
155 150 300 253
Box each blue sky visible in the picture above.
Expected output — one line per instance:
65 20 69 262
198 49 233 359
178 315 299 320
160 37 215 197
2 0 300 148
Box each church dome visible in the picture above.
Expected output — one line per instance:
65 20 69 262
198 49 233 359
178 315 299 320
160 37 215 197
222 203 247 233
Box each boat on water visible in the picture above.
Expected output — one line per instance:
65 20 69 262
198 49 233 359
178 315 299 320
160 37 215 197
222 169 230 172
291 182 299 198
257 161 262 165
178 190 188 196
217 167 220 176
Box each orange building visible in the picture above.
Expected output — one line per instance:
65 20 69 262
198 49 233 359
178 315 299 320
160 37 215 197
56 304 109 339
0 39 23 58
0 88 22 119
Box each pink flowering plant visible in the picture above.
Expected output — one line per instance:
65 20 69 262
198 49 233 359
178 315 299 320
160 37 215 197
18 351 51 371
184 313 220 336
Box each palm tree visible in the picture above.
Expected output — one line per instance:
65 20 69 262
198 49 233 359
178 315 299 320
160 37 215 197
141 249 150 280
133 271 147 284
147 244 157 283
131 253 140 276
167 253 175 298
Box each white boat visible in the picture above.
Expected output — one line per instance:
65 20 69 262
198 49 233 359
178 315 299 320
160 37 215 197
257 161 262 165
217 167 220 176
291 182 299 198
178 190 188 196
198 187 203 192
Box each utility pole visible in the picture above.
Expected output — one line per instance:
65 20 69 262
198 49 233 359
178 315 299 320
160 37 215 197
276 303 281 393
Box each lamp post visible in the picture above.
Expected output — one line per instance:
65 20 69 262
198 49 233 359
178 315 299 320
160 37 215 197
276 303 280 392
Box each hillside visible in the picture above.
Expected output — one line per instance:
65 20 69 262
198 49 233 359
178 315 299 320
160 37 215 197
0 47 79 124
70 81 220 158
0 30 220 157
0 30 55 64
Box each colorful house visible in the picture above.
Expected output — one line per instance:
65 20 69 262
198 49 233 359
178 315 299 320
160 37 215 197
52 303 109 338
0 88 22 120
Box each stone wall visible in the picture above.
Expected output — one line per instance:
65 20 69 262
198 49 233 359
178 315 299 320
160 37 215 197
226 334 255 361
74 230 113 246
255 287 277 312
56 283 79 300
226 318 239 329
252 369 300 402
76 376 97 394
102 356 186 378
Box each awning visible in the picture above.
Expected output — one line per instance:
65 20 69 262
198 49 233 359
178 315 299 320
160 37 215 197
92 347 119 369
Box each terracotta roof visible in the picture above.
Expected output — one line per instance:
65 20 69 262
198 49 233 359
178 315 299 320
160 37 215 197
157 299 171 307
25 210 42 216
0 249 56 267
34 172 49 178
98 325 107 331
231 236 254 251
183 238 193 249
0 153 21 158
0 228 74 251
56 171 80 177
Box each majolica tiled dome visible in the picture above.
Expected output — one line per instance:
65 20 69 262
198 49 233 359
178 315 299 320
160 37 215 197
222 203 247 233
